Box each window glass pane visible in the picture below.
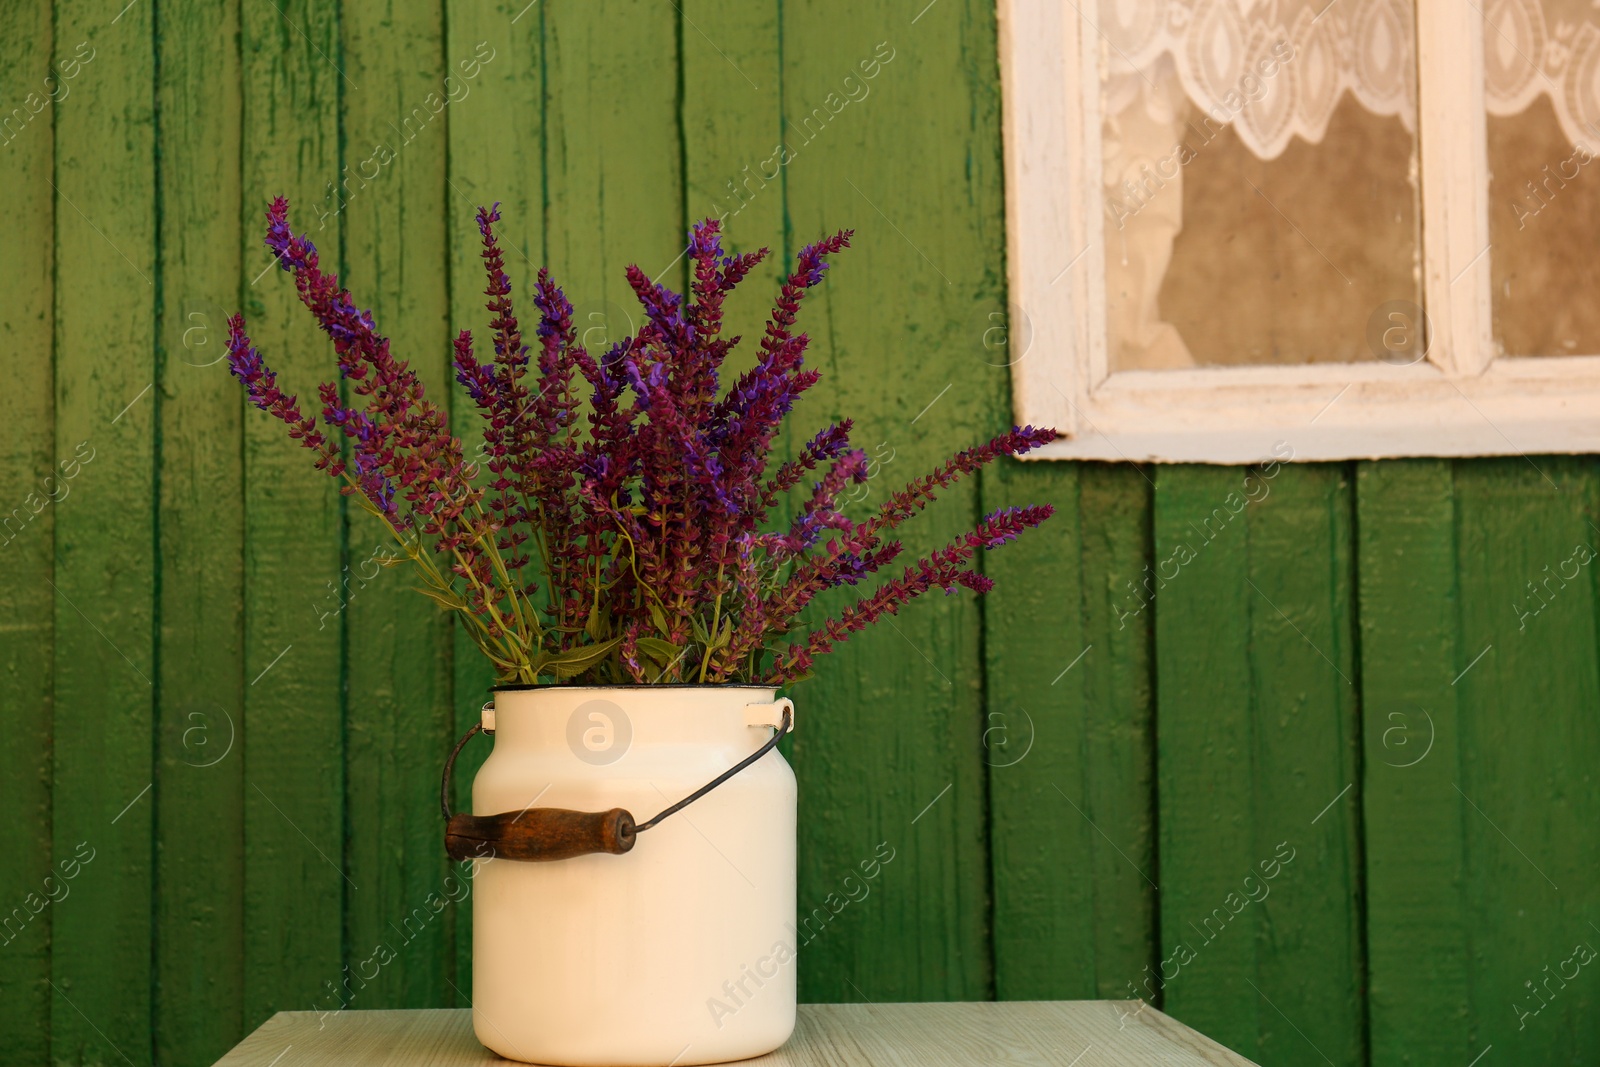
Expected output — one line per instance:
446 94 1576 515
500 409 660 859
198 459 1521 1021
1101 0 1422 370
1485 0 1600 356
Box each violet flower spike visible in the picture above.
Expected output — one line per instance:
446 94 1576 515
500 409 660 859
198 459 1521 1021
229 198 1058 687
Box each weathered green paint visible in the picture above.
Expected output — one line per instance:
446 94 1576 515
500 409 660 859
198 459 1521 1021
1154 466 1260 1051
340 0 458 1011
682 0 787 354
1075 464 1159 999
0 3 57 1060
984 459 1097 997
239 0 347 1034
49 1 159 1063
1453 459 1600 1062
986 462 1160 1002
1358 460 1471 1066
5 3 1600 1065
543 0 683 331
1154 464 1364 1064
154 0 246 1062
1243 466 1362 1067
781 0 1003 1004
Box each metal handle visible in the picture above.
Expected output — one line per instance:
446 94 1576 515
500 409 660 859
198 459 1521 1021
440 697 792 862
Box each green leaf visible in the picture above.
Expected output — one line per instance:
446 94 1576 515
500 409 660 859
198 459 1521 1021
412 585 470 612
647 601 669 635
636 637 685 668
542 637 623 680
584 599 606 641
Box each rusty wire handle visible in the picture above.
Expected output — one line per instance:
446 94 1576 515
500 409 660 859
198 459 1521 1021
440 720 485 822
440 703 792 863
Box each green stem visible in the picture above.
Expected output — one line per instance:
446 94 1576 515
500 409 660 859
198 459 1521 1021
697 561 727 684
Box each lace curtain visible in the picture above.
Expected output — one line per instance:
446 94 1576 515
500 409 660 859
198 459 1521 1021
1485 0 1600 149
1102 0 1599 161
1101 0 1415 161
1099 0 1599 370
1100 0 1421 369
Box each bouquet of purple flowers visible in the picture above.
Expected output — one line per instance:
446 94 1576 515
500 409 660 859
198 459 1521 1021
229 198 1056 686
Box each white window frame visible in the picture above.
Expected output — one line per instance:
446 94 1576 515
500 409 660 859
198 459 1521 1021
997 1 1600 463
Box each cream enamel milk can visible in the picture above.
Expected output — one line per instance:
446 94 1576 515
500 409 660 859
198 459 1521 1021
441 684 797 1066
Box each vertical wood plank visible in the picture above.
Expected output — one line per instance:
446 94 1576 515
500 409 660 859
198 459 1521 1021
0 1 57 1059
1153 466 1258 1049
982 459 1164 1000
239 0 347 1031
340 0 457 1009
1157 464 1363 1064
1357 459 1470 1065
779 0 1007 1001
543 1 684 325
983 459 1095 996
443 0 546 1003
1243 466 1362 1066
153 0 245 1060
1077 464 1158 998
49 0 158 1062
1453 458 1600 1063
681 0 788 341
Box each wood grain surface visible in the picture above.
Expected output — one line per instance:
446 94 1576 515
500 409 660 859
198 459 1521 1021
49 2 159 1064
212 1003 1260 1066
1356 460 1472 1066
155 0 247 1060
0 3 58 1061
1153 464 1364 1064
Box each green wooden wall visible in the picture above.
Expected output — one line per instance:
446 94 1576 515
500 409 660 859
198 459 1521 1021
2 1 1596 1064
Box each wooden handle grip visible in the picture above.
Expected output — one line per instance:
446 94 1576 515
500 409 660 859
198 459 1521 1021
444 807 637 862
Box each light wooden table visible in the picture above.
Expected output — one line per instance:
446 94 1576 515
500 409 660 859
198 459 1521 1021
213 1002 1259 1065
